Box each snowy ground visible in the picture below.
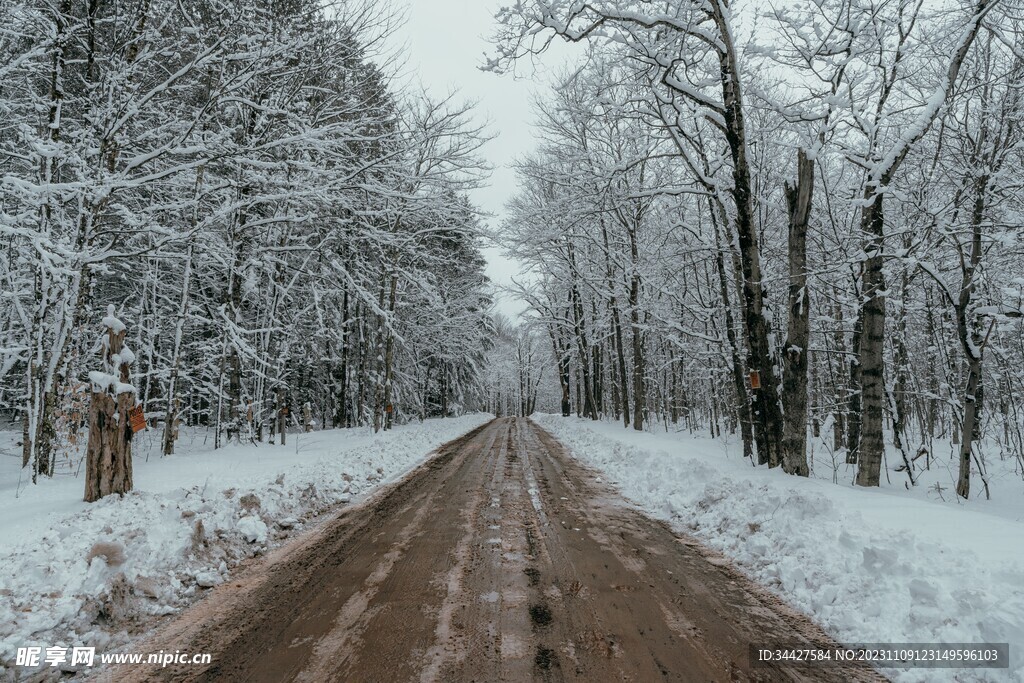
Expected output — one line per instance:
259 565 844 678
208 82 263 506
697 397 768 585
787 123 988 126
532 414 1024 683
0 414 492 679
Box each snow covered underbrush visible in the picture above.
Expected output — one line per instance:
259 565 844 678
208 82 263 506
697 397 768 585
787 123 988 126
0 414 491 678
533 414 1024 683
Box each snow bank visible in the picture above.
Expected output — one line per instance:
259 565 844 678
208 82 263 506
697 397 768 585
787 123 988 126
533 415 1024 683
0 414 491 677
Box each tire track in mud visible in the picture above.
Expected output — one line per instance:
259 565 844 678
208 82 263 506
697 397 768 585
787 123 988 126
110 417 883 683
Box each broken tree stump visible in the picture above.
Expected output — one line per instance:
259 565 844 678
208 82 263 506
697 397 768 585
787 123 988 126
84 306 137 502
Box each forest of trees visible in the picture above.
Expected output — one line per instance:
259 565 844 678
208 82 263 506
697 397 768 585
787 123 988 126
491 0 1024 498
0 0 495 482
2 0 1023 505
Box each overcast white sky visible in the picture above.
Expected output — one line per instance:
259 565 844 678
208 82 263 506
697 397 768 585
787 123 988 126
387 0 575 320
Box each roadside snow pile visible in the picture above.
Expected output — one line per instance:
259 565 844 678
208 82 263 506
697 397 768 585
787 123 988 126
0 414 490 677
533 415 1024 683
237 515 268 543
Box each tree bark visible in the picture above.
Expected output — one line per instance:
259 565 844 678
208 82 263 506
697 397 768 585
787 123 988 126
955 173 990 498
625 218 645 431
163 165 203 455
710 2 784 465
781 150 814 476
599 216 631 427
382 273 398 430
855 0 992 486
567 242 598 419
84 309 135 502
854 195 887 487
549 323 572 417
709 199 754 459
334 282 351 427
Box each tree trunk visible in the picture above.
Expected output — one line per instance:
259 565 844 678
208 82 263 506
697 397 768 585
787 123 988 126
373 273 387 432
855 0 991 486
854 196 887 486
549 324 571 417
382 273 398 430
710 3 784 465
611 304 630 427
890 263 915 485
335 283 350 427
630 304 645 431
781 150 814 476
625 221 645 431
709 198 753 459
567 243 597 419
356 305 367 425
84 308 135 502
955 173 991 498
23 0 73 479
591 300 603 415
599 217 631 427
162 232 194 456
277 386 287 445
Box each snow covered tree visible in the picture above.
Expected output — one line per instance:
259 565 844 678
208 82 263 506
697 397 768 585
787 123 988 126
0 0 496 481
490 0 1024 498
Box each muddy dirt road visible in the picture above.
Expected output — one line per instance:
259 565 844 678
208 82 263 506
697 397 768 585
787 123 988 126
116 418 880 682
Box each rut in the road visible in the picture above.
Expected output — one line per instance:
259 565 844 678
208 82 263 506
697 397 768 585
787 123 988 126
113 418 883 683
